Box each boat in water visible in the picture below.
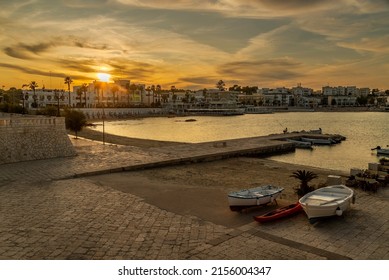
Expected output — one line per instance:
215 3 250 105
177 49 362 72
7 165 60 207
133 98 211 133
253 202 303 223
286 139 313 149
185 108 245 116
371 146 389 156
299 185 355 223
300 137 336 145
228 185 284 211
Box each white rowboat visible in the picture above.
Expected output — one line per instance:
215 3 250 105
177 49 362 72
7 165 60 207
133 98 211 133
228 185 284 211
299 185 354 223
300 137 335 145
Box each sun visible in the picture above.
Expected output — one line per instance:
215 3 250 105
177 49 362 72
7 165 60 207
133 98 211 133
97 72 111 82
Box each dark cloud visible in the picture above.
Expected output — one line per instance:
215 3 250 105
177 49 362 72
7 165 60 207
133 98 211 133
178 76 218 85
55 59 98 73
3 37 112 60
0 63 89 80
218 59 304 81
62 0 110 7
3 42 56 59
257 0 332 10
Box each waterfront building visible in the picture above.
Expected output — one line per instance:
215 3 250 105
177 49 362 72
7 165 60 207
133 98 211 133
22 89 69 109
328 95 357 106
322 86 346 96
72 80 146 108
291 84 313 96
163 89 241 113
359 88 370 96
295 96 322 108
238 93 264 106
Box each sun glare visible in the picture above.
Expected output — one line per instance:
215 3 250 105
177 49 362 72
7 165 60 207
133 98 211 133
97 72 110 82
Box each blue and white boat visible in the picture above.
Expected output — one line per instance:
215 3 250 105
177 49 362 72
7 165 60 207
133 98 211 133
228 185 284 211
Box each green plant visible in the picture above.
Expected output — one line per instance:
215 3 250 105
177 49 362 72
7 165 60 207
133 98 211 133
290 170 318 197
64 109 87 138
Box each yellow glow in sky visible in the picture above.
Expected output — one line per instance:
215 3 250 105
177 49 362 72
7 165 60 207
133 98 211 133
0 1 388 90
97 73 111 82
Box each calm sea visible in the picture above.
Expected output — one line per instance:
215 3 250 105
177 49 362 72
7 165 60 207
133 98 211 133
92 112 388 173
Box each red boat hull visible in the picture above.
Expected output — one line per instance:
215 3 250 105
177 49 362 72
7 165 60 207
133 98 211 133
253 203 303 223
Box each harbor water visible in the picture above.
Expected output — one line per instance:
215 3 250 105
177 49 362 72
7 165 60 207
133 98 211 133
92 112 388 173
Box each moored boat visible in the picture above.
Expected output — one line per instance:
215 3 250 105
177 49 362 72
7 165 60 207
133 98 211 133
286 139 313 149
308 128 322 134
253 202 303 223
299 185 355 223
185 108 245 116
371 146 389 156
377 149 389 155
300 137 335 145
228 185 284 211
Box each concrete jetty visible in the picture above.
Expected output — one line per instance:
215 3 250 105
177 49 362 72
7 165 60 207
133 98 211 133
71 132 344 178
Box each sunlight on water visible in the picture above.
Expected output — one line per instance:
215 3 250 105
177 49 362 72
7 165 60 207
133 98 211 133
92 112 388 172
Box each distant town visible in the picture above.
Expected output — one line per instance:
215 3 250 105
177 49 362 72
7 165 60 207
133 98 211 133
1 78 389 117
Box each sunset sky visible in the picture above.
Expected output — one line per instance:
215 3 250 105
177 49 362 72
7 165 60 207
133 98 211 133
1 0 388 90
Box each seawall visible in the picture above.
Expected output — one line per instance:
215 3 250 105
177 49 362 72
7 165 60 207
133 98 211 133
0 114 76 164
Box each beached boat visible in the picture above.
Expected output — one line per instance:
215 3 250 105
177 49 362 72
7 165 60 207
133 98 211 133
299 185 354 223
300 137 335 145
286 139 313 149
228 185 284 211
253 202 303 223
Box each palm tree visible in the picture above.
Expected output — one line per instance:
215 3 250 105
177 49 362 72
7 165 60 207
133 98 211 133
290 170 318 197
146 86 151 106
125 82 131 106
137 84 144 104
64 76 73 107
111 85 119 107
129 84 137 105
156 84 161 105
151 85 156 105
80 83 88 107
94 81 102 106
76 88 83 107
171 85 176 103
29 81 38 108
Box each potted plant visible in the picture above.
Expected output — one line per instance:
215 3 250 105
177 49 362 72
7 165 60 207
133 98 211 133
290 170 318 197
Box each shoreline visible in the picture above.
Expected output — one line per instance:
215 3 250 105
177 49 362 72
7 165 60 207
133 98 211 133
70 127 183 148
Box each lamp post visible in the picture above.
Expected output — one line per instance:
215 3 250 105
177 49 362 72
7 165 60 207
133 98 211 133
102 102 105 145
98 72 110 145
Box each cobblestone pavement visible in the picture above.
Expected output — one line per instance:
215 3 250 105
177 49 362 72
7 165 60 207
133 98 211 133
0 137 388 260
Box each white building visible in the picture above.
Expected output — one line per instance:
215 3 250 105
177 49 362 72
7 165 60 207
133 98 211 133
22 89 69 109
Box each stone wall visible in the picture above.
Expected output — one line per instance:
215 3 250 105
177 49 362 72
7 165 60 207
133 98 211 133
0 114 76 164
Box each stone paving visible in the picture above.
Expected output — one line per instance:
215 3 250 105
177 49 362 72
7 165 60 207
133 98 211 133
0 137 388 260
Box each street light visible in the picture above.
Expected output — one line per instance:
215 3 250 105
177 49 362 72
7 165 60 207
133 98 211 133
98 72 110 145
